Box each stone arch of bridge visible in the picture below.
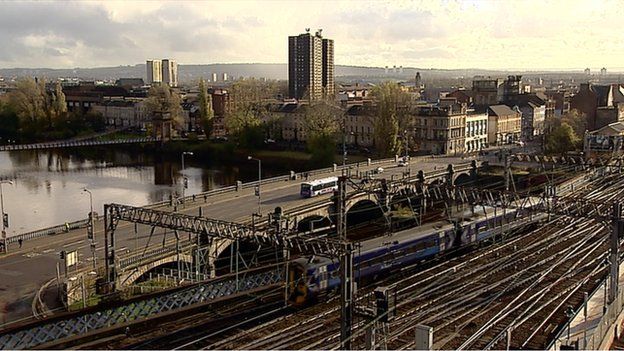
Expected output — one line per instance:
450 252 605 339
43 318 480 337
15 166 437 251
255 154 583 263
297 215 332 232
346 198 385 228
118 253 194 288
453 172 472 186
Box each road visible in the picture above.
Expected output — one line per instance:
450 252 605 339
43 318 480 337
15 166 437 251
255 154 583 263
0 155 473 327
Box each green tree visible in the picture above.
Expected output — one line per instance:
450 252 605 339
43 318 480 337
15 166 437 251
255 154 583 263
225 78 280 149
561 109 587 137
9 77 45 124
371 82 411 156
545 122 579 154
145 85 184 129
544 110 586 154
198 78 214 138
52 80 67 120
303 101 340 166
0 100 20 144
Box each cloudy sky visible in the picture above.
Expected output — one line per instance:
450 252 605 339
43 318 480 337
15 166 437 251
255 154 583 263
1 0 622 71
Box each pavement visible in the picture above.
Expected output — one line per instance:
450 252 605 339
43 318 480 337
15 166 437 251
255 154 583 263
0 155 473 328
554 261 624 349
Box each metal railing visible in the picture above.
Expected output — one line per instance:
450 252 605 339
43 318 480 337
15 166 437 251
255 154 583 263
5 219 89 245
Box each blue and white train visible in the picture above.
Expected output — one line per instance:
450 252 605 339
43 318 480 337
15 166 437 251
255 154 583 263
288 198 545 305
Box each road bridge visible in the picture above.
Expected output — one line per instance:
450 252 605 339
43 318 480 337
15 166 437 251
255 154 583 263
99 161 481 290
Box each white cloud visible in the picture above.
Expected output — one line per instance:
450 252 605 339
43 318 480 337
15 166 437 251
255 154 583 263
0 0 622 70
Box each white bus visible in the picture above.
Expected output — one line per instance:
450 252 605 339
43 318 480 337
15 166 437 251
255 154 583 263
300 177 338 198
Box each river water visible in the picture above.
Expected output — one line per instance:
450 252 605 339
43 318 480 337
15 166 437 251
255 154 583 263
0 148 285 237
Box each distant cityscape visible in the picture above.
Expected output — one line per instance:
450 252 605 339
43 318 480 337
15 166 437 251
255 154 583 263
0 28 623 157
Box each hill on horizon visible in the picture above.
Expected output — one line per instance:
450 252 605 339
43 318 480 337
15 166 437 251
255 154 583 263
0 63 590 84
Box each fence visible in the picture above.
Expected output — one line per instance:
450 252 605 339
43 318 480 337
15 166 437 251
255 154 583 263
548 277 624 350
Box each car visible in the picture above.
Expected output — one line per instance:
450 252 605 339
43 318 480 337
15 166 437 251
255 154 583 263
374 167 384 174
398 158 409 167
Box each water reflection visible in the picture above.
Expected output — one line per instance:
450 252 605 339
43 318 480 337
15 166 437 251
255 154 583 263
0 148 281 236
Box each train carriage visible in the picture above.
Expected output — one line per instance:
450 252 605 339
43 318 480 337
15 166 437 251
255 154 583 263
288 197 546 305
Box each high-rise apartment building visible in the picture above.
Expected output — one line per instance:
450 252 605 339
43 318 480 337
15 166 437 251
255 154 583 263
288 29 334 101
146 59 178 87
146 60 162 85
161 59 178 87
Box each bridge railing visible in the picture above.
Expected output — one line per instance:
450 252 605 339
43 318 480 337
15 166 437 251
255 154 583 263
151 157 399 208
5 219 89 245
117 242 195 271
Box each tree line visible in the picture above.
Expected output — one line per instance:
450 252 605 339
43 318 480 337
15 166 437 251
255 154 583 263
0 77 105 144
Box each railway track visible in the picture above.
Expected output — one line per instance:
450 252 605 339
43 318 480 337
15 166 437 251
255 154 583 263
202 172 624 350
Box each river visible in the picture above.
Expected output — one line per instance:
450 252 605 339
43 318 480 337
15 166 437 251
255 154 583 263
0 148 288 237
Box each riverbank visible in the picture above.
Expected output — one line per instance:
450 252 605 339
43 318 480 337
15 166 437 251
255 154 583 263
111 140 373 173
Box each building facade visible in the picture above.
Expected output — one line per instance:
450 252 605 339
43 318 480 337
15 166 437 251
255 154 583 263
487 105 521 145
146 60 162 85
161 59 178 87
413 103 467 155
91 100 148 128
465 111 488 153
518 101 546 140
472 77 503 106
288 30 334 101
322 38 335 98
147 59 178 87
570 83 624 130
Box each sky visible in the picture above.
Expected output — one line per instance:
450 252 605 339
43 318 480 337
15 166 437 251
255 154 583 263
0 0 622 71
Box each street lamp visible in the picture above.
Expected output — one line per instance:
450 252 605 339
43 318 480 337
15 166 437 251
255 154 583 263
0 180 13 254
403 130 409 160
248 156 262 216
83 188 96 269
181 152 193 205
343 131 355 169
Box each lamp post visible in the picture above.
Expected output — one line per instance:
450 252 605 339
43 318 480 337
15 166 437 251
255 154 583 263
0 180 12 254
403 130 409 160
181 152 193 205
343 130 355 169
248 156 262 216
83 188 96 269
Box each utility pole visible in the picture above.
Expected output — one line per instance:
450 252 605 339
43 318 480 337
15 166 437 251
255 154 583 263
337 176 354 350
83 188 96 269
248 156 262 216
503 150 510 191
609 201 621 303
0 180 12 254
